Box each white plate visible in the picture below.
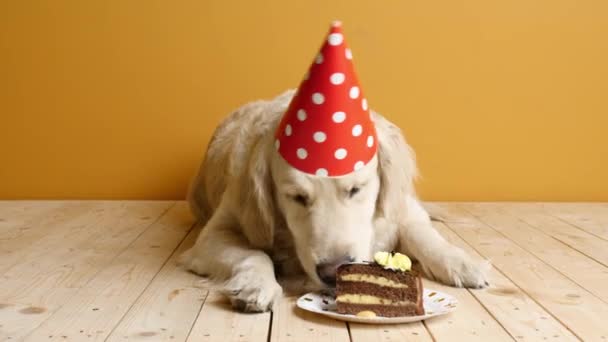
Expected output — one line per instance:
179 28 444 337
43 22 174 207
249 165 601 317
296 288 457 324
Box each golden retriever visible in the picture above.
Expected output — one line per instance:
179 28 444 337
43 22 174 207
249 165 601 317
180 89 489 312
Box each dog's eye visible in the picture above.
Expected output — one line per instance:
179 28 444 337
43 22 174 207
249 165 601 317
292 194 309 206
348 187 360 198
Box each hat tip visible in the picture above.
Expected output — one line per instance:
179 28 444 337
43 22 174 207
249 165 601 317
331 20 342 27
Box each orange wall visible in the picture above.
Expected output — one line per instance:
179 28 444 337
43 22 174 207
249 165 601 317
1 1 607 201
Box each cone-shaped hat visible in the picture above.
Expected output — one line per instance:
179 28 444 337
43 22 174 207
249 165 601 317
275 21 378 177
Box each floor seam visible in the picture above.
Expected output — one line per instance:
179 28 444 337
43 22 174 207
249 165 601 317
465 287 517 341
545 209 608 243
184 290 210 342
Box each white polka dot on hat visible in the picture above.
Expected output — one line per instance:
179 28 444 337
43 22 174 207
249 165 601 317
274 21 378 177
297 109 307 121
297 148 308 159
312 92 325 105
313 131 327 143
330 73 345 85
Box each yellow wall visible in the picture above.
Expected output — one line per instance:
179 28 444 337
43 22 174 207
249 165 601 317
1 1 607 201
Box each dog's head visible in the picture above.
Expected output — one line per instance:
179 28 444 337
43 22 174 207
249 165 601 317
235 110 416 287
271 152 381 285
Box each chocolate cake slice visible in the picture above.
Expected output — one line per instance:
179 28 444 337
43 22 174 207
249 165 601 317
335 253 424 317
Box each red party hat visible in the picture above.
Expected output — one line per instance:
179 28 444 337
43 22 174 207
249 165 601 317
275 21 378 177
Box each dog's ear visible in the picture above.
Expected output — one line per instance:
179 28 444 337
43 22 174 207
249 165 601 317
374 113 418 222
229 133 279 250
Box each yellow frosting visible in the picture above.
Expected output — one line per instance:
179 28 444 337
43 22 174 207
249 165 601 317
356 310 377 318
340 274 408 288
336 294 409 305
373 251 412 271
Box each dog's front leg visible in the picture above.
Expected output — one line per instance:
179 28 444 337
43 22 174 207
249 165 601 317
181 205 282 312
398 198 490 288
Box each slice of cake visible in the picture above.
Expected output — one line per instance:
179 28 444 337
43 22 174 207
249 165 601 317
335 251 424 317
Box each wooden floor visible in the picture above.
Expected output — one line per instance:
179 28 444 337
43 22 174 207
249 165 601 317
1 202 607 341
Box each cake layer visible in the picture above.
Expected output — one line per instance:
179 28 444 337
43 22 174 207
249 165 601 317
336 280 421 302
337 302 424 317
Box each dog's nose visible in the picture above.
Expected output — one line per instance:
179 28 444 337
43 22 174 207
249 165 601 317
316 256 354 286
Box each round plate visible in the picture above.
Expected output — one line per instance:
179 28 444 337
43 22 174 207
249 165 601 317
296 288 457 324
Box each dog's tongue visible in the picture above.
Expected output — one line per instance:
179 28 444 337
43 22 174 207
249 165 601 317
274 21 378 177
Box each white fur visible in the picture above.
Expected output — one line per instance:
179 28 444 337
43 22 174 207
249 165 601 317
180 89 489 312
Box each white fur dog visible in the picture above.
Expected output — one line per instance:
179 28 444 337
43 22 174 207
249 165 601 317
180 89 489 312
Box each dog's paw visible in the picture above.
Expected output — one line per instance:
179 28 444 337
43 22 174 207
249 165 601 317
423 247 491 289
223 271 283 313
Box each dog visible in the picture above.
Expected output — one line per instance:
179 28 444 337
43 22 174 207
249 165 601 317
180 89 489 312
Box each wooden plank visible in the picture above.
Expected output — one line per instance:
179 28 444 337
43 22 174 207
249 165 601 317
0 201 64 236
0 201 103 270
420 279 514 342
22 203 193 342
499 203 608 267
423 202 471 223
186 292 270 342
270 295 350 342
543 203 608 241
107 227 207 341
348 321 432 342
433 220 578 341
464 203 608 303
436 203 608 341
0 201 174 341
1 201 173 277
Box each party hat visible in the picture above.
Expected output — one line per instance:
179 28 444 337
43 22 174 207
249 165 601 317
275 21 377 177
